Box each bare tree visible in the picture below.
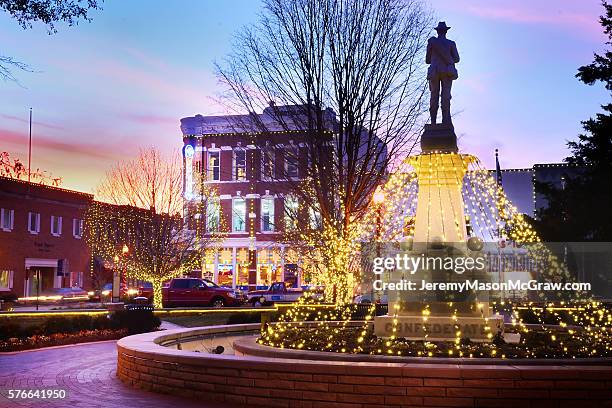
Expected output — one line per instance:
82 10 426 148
0 151 63 185
216 0 432 303
86 147 222 308
1 0 102 82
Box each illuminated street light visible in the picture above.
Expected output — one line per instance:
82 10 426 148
373 186 385 205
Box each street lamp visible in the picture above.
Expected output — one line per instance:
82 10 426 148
112 255 120 303
121 245 129 299
373 186 385 206
372 186 385 302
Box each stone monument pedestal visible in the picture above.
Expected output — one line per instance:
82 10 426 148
421 123 458 153
374 314 504 342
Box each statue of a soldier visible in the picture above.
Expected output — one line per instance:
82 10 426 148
426 22 460 125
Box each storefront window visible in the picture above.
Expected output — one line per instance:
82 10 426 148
0 270 12 289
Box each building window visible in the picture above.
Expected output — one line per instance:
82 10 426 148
73 218 83 238
233 149 247 181
0 270 13 289
206 197 220 232
309 205 322 229
261 149 275 180
232 198 246 232
261 197 275 232
70 271 83 288
285 147 298 178
208 151 220 181
0 208 14 231
28 212 40 234
284 195 299 231
51 215 62 236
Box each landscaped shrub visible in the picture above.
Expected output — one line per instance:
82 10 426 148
226 311 264 324
0 309 160 343
109 309 161 334
0 322 22 340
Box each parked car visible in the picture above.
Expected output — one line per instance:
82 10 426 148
247 282 322 306
137 282 153 301
88 283 109 301
162 278 242 308
57 287 90 301
88 283 113 302
19 287 89 304
88 283 138 302
353 293 388 304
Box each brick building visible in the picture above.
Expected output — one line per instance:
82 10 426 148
493 163 585 217
0 176 93 297
181 105 336 289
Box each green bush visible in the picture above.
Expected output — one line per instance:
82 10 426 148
0 310 160 340
109 309 161 335
0 323 21 340
226 312 264 324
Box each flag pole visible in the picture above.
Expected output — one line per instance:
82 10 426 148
28 107 32 183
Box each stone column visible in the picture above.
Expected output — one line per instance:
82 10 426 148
213 250 219 284
232 247 237 289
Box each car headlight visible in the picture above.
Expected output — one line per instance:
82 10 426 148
127 289 138 295
87 291 94 296
228 292 236 298
101 290 110 296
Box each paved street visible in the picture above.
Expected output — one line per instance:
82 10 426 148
0 341 235 408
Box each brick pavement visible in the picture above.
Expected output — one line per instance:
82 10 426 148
0 341 237 408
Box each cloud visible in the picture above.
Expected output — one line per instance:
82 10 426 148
439 0 604 38
466 5 592 27
0 127 127 161
120 112 179 126
0 113 65 130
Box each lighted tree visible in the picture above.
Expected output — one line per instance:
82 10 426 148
217 0 432 304
86 147 222 308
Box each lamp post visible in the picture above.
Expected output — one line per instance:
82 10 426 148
372 186 385 302
112 255 120 303
248 212 257 291
121 244 129 298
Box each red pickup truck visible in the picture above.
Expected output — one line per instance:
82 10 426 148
162 278 242 308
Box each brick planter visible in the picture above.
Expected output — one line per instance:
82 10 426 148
117 324 612 407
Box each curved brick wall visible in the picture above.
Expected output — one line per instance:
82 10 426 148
117 324 612 407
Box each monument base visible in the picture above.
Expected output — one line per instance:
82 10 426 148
421 123 458 153
374 314 504 342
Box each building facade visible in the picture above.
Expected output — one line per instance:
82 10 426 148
0 176 93 297
181 105 336 289
494 163 584 217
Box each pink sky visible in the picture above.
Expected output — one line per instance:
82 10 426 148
0 0 609 193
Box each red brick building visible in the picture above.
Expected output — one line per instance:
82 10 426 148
0 176 93 297
181 105 336 289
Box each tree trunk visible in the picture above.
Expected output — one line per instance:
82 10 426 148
152 279 164 309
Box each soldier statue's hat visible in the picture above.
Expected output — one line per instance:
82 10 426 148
434 21 450 31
